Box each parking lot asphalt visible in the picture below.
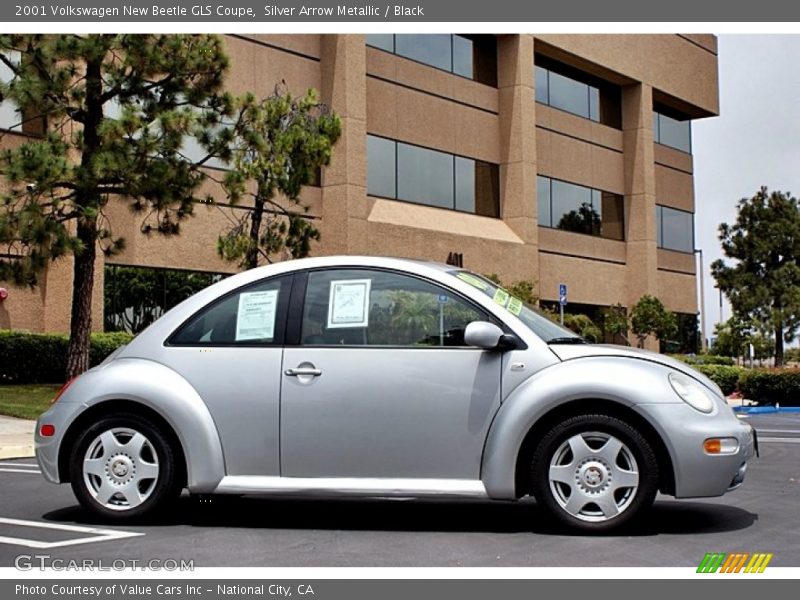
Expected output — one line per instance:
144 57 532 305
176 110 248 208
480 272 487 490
0 413 797 568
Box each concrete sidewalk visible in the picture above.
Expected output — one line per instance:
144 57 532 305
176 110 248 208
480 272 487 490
0 415 36 459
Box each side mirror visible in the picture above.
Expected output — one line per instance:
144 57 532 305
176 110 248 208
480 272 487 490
464 321 517 350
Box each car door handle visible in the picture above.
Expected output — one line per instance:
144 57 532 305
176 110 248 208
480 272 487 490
285 367 322 377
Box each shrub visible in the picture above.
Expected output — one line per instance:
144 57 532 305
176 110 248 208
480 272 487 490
0 330 133 384
670 354 735 366
692 365 745 396
738 369 800 406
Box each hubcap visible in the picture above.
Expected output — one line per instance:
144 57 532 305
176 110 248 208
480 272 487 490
82 427 160 511
548 431 639 523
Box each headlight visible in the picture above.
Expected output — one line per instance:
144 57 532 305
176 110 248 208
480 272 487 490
668 372 715 414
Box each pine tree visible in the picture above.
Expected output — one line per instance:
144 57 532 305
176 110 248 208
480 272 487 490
0 34 234 378
215 84 341 269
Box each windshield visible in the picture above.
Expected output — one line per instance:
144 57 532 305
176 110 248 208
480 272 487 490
448 270 585 344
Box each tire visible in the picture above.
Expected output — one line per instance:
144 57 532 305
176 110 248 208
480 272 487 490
530 414 659 532
69 413 182 521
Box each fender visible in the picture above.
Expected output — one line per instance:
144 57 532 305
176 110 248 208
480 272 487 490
58 358 225 492
482 356 682 499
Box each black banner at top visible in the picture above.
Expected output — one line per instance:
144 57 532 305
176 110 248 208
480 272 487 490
3 0 800 23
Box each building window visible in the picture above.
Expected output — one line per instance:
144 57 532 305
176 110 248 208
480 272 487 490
534 55 621 128
366 34 497 86
537 175 624 241
367 134 500 218
656 205 694 253
653 109 692 153
104 265 228 334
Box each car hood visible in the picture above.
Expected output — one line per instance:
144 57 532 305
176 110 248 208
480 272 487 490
548 344 724 397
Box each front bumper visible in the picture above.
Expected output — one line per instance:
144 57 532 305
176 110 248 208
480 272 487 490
636 403 756 499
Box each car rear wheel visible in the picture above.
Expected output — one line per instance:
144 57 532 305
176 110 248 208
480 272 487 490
69 414 181 520
530 414 658 532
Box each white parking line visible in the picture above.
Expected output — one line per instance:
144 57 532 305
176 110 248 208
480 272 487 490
0 468 41 474
0 517 144 549
758 437 800 444
756 429 800 435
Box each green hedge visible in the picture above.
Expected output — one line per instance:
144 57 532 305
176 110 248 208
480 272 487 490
692 365 745 396
0 330 134 384
670 354 736 366
738 369 800 406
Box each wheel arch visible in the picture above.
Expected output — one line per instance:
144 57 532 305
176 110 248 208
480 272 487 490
53 358 226 493
512 399 676 499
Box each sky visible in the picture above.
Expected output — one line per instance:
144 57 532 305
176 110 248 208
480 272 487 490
693 34 800 342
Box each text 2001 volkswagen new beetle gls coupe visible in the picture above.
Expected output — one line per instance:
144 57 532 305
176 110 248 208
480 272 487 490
35 256 755 531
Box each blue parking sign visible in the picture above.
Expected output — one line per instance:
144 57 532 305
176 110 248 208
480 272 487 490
559 283 567 297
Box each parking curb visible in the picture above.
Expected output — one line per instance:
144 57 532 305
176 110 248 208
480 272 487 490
0 444 35 460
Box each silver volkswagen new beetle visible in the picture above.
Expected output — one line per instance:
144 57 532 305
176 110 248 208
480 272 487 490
35 256 755 531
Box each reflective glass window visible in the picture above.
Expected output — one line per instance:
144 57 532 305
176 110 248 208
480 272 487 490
534 57 621 128
395 34 452 72
538 176 624 241
452 35 474 79
367 135 499 218
397 143 454 209
654 111 692 153
548 71 592 119
367 35 496 86
657 205 694 252
365 34 394 52
366 135 397 199
535 66 549 104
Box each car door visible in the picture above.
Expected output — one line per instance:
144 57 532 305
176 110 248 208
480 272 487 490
280 268 503 480
162 274 292 477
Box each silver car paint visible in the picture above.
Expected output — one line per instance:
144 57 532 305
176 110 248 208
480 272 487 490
280 347 501 479
35 255 754 502
35 358 225 492
550 343 726 396
136 345 283 477
482 354 752 499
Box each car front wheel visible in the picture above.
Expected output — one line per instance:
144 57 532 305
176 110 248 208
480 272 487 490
69 414 182 520
531 414 659 532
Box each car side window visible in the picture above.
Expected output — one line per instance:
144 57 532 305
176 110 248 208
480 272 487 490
169 276 289 346
301 269 490 347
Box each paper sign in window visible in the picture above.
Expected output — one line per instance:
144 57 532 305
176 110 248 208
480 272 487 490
235 289 279 341
327 279 371 329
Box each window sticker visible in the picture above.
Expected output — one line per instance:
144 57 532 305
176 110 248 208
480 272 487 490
507 297 523 316
235 289 279 341
492 288 510 307
328 279 372 329
456 272 489 290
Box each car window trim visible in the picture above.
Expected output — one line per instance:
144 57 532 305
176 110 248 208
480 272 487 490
164 273 294 348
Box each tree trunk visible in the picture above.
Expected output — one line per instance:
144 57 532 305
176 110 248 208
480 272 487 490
65 51 103 380
775 322 784 367
245 194 265 270
65 221 97 380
